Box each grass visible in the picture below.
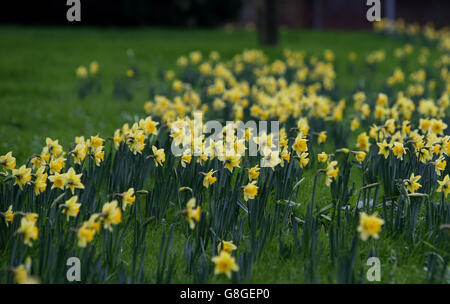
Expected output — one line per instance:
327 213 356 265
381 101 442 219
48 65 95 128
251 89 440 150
0 26 445 283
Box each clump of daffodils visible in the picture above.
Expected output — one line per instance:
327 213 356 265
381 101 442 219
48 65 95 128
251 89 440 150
48 167 85 194
2 33 450 283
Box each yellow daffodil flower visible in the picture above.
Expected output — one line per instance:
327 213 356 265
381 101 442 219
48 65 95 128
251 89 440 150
217 240 237 254
357 212 384 241
404 173 422 194
211 251 239 279
60 196 81 221
243 181 258 201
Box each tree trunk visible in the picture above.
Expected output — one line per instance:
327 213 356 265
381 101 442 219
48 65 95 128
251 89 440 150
385 0 396 21
257 0 278 46
313 0 323 29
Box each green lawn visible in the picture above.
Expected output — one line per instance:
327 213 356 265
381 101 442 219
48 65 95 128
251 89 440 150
1 26 446 284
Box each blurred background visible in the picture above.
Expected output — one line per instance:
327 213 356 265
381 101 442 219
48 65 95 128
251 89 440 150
1 0 449 47
2 0 449 29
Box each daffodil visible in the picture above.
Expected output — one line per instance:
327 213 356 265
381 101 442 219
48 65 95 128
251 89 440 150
297 152 310 168
2 205 15 227
202 169 217 188
419 118 431 133
76 66 88 78
280 146 291 167
430 119 447 135
178 186 192 193
355 151 366 163
325 161 339 187
260 148 280 170
33 167 48 196
317 131 327 144
223 155 241 173
48 172 66 190
77 214 101 247
416 147 432 164
60 196 81 221
404 173 422 194
127 129 146 155
317 152 328 163
211 251 239 279
152 146 166 167
0 151 16 170
71 143 87 165
113 129 124 150
180 152 192 168
217 240 237 254
49 156 66 174
377 140 392 159
437 175 450 198
101 200 122 231
392 142 406 160
185 198 201 229
121 188 136 210
64 167 85 194
126 69 134 78
16 213 39 247
248 165 260 181
93 146 104 166
350 118 360 131
89 61 99 74
292 135 308 155
45 138 63 157
243 181 258 201
357 212 384 241
30 155 44 170
356 132 370 152
434 156 446 176
12 165 32 189
90 135 104 149
14 258 40 284
139 116 159 136
297 118 309 136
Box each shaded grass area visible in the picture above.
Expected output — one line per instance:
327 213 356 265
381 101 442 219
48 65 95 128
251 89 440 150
2 27 441 283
